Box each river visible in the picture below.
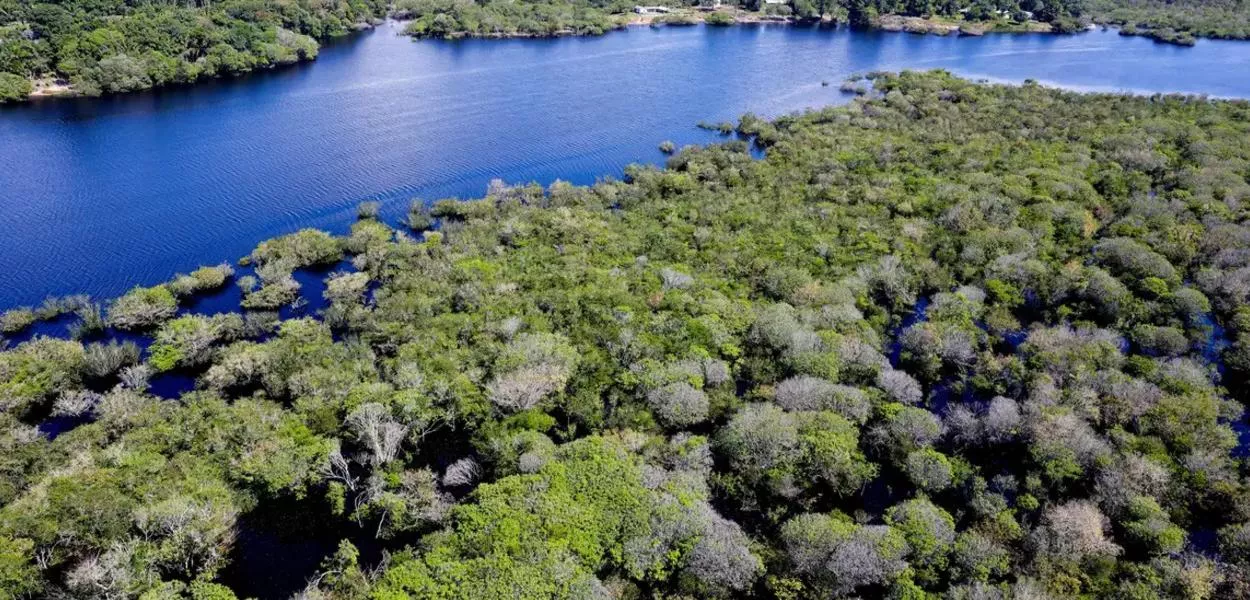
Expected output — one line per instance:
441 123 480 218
1 23 1249 309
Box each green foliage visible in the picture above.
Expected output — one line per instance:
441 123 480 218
0 308 34 334
148 314 245 372
168 264 235 298
371 435 749 598
247 228 343 269
1090 0 1250 44
0 535 39 599
107 285 178 330
0 71 29 102
1121 496 1185 555
4 72 1250 598
399 0 621 39
0 336 84 415
0 0 384 99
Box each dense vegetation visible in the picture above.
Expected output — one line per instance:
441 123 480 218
397 0 624 38
829 0 1086 31
1089 0 1250 45
5 71 1250 598
396 0 1249 45
0 0 385 100
394 0 1090 40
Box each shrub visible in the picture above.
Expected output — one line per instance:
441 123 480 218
0 337 85 414
247 229 341 269
0 72 32 103
487 333 578 413
1093 237 1178 284
683 509 762 593
877 368 923 405
1131 324 1189 357
0 308 35 334
407 200 434 231
168 264 234 297
357 201 381 220
774 376 871 422
69 303 106 339
442 457 480 487
1034 500 1122 561
148 315 243 371
488 364 567 412
93 53 152 94
347 403 408 467
241 276 301 309
659 267 694 290
952 530 1010 582
1121 496 1185 555
646 382 709 428
82 340 140 379
885 498 955 585
107 285 178 330
717 403 800 483
780 513 908 595
324 271 370 304
904 448 954 493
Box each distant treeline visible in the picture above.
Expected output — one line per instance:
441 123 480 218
398 0 1248 46
2 0 1244 102
1089 0 1250 45
0 0 386 101
396 0 625 38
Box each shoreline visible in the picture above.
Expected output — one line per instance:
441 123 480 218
408 10 1060 39
8 15 1219 105
14 20 382 104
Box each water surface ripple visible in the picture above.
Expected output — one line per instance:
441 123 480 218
2 24 1248 308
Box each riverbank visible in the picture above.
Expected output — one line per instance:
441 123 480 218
1087 0 1250 46
874 14 1053 35
403 7 1061 40
28 77 74 99
6 18 382 104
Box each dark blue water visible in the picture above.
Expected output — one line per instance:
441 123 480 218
2 24 1250 309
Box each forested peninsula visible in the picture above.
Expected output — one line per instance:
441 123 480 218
0 0 386 102
4 71 1250 599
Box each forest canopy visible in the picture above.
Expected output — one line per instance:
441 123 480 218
3 71 1250 598
1088 0 1250 44
0 0 385 98
394 0 1249 46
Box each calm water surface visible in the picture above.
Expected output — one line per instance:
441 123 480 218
1 24 1249 309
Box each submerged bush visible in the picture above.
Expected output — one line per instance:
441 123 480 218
246 228 341 269
0 308 35 334
106 285 178 330
406 200 434 231
167 264 235 298
82 340 140 379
